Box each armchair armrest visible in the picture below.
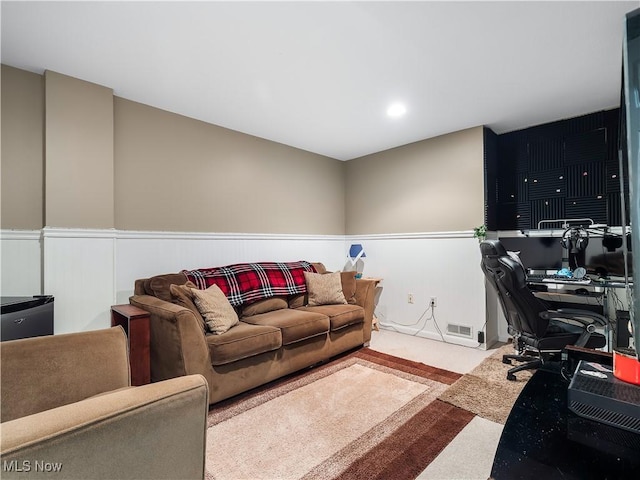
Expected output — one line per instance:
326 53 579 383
1 375 209 480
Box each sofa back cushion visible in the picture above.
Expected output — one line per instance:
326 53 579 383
288 293 307 309
1 327 130 423
145 272 189 301
170 282 206 333
241 296 288 318
311 262 327 274
340 271 357 305
134 279 146 295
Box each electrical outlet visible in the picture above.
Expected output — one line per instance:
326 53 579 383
430 297 437 307
408 293 414 304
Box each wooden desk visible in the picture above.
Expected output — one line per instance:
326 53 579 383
111 304 150 386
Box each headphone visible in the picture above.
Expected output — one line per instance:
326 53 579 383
602 233 623 251
561 227 589 253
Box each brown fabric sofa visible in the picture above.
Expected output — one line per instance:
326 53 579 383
129 262 377 405
0 327 209 480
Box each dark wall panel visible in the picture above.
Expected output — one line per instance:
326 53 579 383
565 197 607 224
516 202 531 230
565 163 605 198
607 161 623 192
530 198 564 229
529 138 563 171
564 129 607 165
608 191 631 226
527 169 565 200
491 108 623 230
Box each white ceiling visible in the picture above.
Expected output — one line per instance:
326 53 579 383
2 1 638 160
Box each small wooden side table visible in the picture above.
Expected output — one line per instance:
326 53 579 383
111 304 150 386
363 277 383 331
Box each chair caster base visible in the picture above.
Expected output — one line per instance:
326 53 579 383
507 373 517 381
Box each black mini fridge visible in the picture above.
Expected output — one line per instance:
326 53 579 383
1 296 54 341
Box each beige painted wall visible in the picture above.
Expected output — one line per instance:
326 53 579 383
114 98 345 234
45 71 114 228
1 65 45 229
2 65 483 236
345 127 485 234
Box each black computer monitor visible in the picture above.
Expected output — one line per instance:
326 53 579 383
623 5 640 363
498 236 563 271
583 233 633 279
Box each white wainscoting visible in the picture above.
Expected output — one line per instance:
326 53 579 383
3 228 496 348
114 231 346 305
0 230 42 296
43 228 117 334
34 228 345 333
349 232 492 349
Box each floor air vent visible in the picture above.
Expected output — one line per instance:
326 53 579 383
446 323 473 339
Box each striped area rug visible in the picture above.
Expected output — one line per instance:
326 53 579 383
205 348 474 480
438 343 532 424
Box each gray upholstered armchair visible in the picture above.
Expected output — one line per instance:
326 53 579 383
0 327 209 479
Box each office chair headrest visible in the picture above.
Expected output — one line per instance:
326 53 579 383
479 239 508 258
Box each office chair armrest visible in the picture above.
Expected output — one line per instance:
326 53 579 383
541 309 608 327
555 308 608 326
542 309 608 348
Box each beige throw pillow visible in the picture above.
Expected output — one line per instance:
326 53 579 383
304 271 348 306
191 285 239 335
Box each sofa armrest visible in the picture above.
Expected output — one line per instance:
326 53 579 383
0 375 209 480
129 295 214 383
354 278 377 343
0 327 130 423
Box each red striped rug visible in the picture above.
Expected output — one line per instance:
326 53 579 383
206 348 474 480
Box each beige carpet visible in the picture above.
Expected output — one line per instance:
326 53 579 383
437 343 533 424
205 349 473 480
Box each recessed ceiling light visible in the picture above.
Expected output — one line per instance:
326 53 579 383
387 103 407 118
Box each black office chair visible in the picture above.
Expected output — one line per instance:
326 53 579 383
480 239 608 380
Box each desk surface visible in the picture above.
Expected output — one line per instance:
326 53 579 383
527 274 633 288
491 363 640 480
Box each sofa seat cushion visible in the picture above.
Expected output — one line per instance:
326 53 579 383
241 309 330 345
296 304 364 331
206 322 282 366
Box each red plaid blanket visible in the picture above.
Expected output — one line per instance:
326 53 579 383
182 261 317 307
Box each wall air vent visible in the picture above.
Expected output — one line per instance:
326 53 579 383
446 323 473 339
